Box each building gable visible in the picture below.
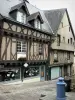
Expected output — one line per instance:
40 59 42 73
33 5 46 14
57 10 74 43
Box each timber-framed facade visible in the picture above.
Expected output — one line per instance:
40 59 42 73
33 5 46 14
0 15 51 81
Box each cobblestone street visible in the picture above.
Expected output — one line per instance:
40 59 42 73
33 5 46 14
0 80 75 100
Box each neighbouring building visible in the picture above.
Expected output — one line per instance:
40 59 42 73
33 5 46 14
44 9 75 79
0 0 74 82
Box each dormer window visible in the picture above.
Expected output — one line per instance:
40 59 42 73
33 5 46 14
17 11 26 24
9 3 30 23
27 12 43 29
35 19 41 29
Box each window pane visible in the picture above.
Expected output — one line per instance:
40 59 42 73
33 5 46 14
39 44 43 55
17 41 27 53
57 35 60 46
17 12 26 24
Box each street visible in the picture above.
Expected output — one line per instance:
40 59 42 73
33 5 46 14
0 80 75 100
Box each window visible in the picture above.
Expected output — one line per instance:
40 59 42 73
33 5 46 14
63 37 65 43
57 34 60 46
39 44 43 55
35 19 41 29
70 38 72 44
67 52 70 60
68 39 69 44
17 11 26 24
69 27 71 32
54 51 58 62
17 41 27 53
61 22 63 27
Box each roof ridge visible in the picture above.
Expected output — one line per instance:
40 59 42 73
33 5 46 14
44 8 67 12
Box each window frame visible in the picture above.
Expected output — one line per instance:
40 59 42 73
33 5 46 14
17 11 26 24
57 34 61 46
68 39 69 44
67 52 70 60
39 44 44 55
54 51 58 62
61 22 63 27
69 27 71 32
63 37 65 43
17 41 27 53
35 19 41 29
70 38 72 44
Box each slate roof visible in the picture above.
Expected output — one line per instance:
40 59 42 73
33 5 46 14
0 0 21 18
0 0 53 34
44 9 66 33
27 12 44 23
10 2 30 15
25 2 53 34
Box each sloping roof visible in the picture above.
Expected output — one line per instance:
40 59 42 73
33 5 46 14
44 8 75 38
44 9 66 33
0 0 53 34
0 0 22 18
25 2 53 34
66 9 75 39
27 12 44 23
10 2 30 15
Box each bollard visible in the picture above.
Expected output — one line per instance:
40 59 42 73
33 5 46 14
57 77 66 100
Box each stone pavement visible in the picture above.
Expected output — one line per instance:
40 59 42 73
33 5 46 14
0 80 75 100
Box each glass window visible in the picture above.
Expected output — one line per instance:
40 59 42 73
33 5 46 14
24 67 39 78
17 41 27 53
39 44 43 55
35 19 41 29
67 52 70 60
61 22 63 27
69 27 71 32
17 11 26 24
63 37 65 43
57 34 60 46
54 51 58 62
70 38 72 44
68 39 69 44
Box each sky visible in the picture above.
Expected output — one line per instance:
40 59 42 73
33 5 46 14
28 0 75 33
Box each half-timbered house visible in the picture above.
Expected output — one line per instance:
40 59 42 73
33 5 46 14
0 0 52 82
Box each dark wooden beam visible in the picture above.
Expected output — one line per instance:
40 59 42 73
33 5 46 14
1 37 11 60
5 36 7 60
27 29 29 60
10 37 12 60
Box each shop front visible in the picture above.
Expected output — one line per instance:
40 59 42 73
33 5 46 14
0 66 20 82
0 62 47 83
